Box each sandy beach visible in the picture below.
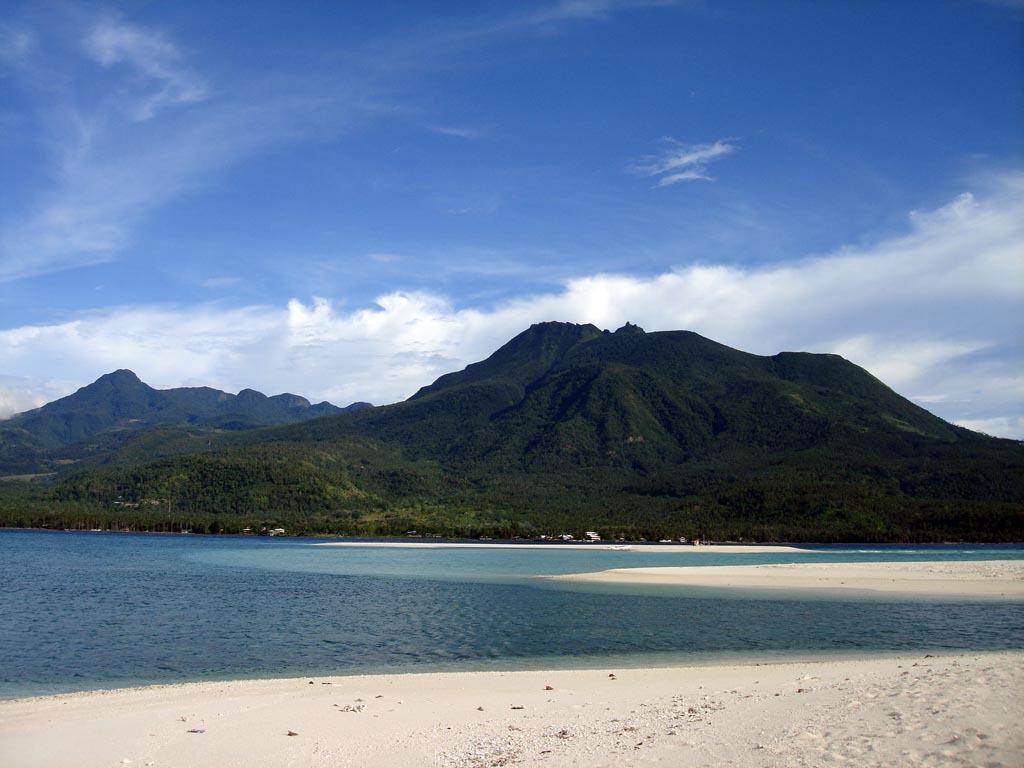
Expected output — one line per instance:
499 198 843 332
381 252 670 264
1 652 1020 768
313 542 813 553
548 560 1024 598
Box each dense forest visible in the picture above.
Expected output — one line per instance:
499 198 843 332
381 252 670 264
1 322 1022 542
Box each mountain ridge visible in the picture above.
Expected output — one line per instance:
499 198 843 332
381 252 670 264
273 321 970 463
1 322 1020 541
0 370 371 473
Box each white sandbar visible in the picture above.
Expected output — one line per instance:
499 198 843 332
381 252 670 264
547 560 1024 598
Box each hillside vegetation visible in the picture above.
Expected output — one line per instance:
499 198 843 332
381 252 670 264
2 322 1021 541
0 370 369 475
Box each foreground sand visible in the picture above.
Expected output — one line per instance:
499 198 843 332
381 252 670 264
2 653 1021 767
549 560 1024 598
313 542 812 553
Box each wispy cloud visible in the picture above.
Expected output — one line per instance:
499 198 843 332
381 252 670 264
2 175 1022 435
0 13 379 285
83 17 207 120
0 24 34 65
631 138 737 186
0 1 680 286
428 124 483 140
368 252 403 263
200 276 242 289
528 0 680 25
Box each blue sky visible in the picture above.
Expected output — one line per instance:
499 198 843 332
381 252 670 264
0 0 1022 436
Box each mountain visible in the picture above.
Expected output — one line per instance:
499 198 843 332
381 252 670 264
275 320 968 462
3 323 1022 541
0 370 371 473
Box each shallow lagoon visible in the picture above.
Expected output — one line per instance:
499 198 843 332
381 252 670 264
2 530 1021 698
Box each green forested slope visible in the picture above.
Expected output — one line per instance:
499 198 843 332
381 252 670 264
2 322 1021 541
0 370 370 474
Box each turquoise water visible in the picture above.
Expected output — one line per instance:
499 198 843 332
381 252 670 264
1 530 1021 698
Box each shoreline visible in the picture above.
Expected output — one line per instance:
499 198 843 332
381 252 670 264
6 528 1023 548
546 560 1024 598
2 652 1020 767
0 646 954 704
311 541 814 553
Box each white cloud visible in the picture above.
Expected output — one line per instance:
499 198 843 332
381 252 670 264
428 125 482 140
83 17 207 121
955 416 1024 439
829 337 989 390
529 0 677 25
0 376 51 419
1 176 1022 435
200 276 242 289
0 16 374 284
631 138 737 187
0 2 684 285
0 24 34 65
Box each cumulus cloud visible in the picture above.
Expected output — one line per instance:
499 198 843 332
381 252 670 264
1 176 1022 435
0 376 53 419
631 138 737 186
955 416 1024 437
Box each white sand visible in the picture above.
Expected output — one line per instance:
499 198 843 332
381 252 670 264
313 541 812 553
549 560 1024 598
1 653 1021 767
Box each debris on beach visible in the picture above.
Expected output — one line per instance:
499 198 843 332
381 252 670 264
186 728 205 734
544 685 554 690
339 704 365 712
287 730 299 736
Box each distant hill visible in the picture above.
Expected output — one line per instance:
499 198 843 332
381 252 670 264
2 323 1021 541
0 370 370 474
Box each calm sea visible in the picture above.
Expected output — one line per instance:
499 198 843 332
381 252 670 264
1 530 1022 699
